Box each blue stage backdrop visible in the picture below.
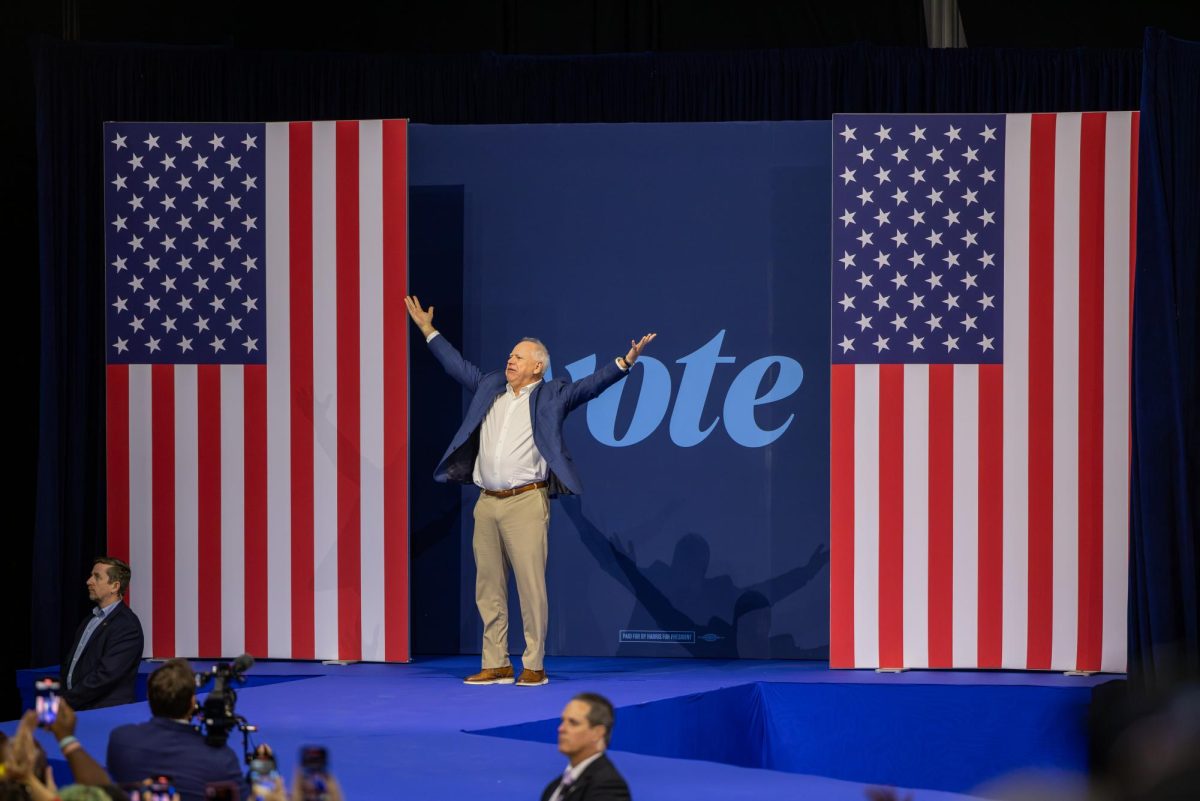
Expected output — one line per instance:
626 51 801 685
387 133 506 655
408 122 832 659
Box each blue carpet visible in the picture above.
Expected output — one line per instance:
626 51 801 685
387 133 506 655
8 656 1109 800
17 664 312 713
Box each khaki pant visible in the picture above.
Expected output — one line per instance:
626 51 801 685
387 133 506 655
473 488 550 671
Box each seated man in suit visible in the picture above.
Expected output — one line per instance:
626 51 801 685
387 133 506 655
106 659 244 801
61 557 144 710
542 692 631 801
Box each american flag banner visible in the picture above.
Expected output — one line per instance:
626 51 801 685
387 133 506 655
103 120 410 662
829 113 1137 672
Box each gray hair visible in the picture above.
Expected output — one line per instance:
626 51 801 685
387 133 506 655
519 337 550 368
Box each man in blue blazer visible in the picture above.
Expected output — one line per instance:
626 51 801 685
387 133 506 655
61 557 144 710
106 658 244 801
405 296 655 686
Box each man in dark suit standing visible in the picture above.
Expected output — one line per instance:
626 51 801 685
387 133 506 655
405 296 654 687
61 557 144 710
542 693 631 801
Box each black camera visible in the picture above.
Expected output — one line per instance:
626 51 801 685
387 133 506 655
195 653 255 748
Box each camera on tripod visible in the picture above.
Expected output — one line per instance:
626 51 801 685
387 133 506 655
194 653 256 749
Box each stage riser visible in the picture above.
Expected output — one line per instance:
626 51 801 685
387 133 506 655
477 680 1092 794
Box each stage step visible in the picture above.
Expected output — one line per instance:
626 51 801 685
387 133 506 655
474 679 1094 794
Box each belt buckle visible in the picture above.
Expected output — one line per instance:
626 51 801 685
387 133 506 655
487 481 541 498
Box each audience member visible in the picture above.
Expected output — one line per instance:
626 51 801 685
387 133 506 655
2 698 128 801
1087 667 1200 801
58 787 120 801
2 711 56 801
47 697 113 787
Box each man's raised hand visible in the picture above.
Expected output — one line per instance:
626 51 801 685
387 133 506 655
47 697 77 742
404 296 436 337
624 333 657 366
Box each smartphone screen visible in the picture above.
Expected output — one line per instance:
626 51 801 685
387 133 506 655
248 768 280 801
133 776 176 801
130 790 175 801
300 745 327 773
34 678 60 726
299 746 328 801
299 777 326 801
205 780 240 801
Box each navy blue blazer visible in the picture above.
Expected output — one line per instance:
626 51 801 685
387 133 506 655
106 716 244 801
61 601 144 710
428 334 627 496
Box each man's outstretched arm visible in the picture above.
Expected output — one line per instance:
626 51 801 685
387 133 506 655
562 332 657 410
404 295 484 391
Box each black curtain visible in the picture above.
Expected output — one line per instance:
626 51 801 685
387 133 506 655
65 0 931 54
31 37 1145 664
1129 28 1200 685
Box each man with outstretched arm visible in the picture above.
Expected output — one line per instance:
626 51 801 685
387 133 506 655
405 295 655 687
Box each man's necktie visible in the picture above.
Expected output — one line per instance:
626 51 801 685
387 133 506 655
552 767 574 801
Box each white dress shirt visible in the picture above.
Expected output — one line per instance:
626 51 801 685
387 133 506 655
425 331 548 490
473 378 547 490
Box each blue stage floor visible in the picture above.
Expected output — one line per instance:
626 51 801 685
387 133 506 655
8 656 1113 800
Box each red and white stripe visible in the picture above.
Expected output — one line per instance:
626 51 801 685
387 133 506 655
830 112 1136 672
107 119 410 662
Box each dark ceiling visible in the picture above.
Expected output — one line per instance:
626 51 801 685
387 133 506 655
6 0 1200 54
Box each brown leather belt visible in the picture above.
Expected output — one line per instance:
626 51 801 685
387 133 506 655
481 480 548 499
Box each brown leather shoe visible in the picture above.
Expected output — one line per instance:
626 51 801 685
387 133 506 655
515 668 548 686
463 665 514 685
